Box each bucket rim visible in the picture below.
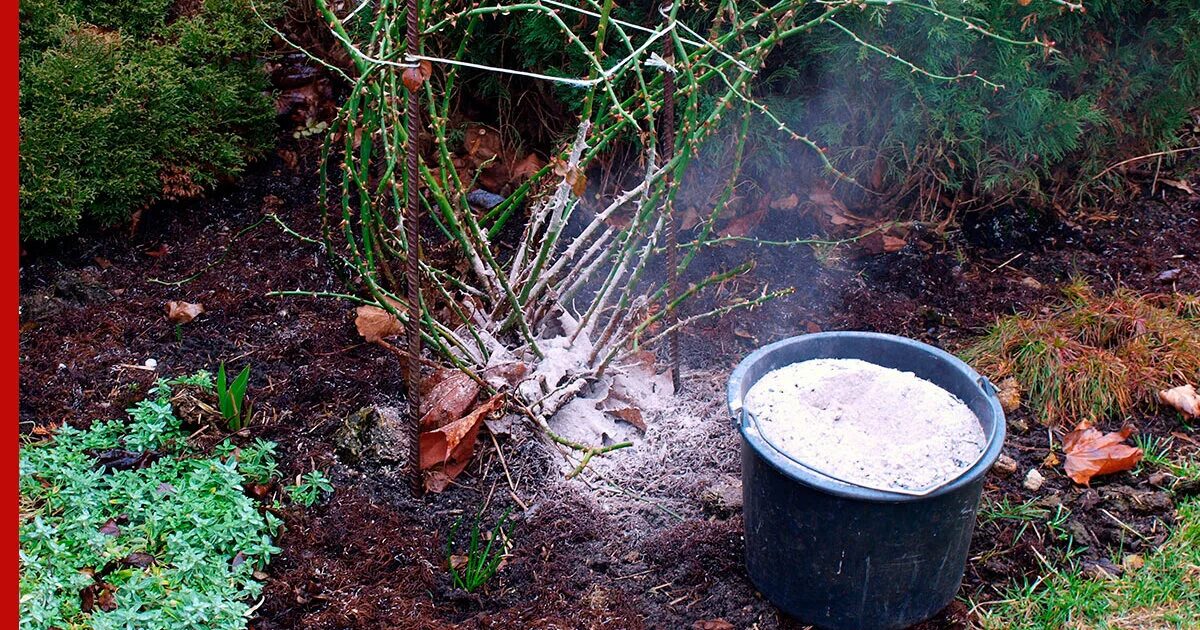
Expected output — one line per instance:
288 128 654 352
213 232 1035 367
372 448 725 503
728 331 1006 502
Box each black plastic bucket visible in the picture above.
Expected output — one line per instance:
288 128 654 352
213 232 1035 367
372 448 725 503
727 332 1005 630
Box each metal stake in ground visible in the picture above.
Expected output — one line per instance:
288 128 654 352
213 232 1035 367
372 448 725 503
661 27 681 394
404 0 424 495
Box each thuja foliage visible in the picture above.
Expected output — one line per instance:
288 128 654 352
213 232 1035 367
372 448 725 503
468 1 1199 212
19 376 282 629
774 0 1200 210
18 0 280 242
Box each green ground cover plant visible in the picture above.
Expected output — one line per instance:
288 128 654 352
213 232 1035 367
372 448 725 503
285 470 334 507
18 0 280 242
19 375 282 630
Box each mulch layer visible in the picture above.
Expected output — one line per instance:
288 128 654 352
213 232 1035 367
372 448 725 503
19 138 1200 628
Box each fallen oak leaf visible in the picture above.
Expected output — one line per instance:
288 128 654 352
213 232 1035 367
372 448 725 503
424 470 454 493
420 393 505 492
420 393 504 469
482 361 530 390
1159 384 1200 418
857 231 907 256
81 583 119 613
354 304 404 343
89 449 161 473
606 405 646 432
1062 422 1143 485
420 371 481 431
719 207 767 239
510 152 546 181
882 235 907 253
144 244 170 258
165 301 204 324
694 621 735 630
769 193 799 210
1160 179 1196 195
679 206 702 231
120 552 157 568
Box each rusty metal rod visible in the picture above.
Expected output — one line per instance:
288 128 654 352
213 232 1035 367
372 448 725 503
404 0 424 494
661 30 681 394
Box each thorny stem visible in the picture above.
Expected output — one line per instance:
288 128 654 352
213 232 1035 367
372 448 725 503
270 0 1054 480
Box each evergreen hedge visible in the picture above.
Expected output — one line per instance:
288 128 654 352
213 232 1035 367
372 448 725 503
786 0 1200 206
461 0 1200 209
18 0 279 242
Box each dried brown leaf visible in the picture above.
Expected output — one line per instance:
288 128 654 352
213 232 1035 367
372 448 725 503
679 206 702 231
1062 422 1143 485
401 60 432 92
354 304 404 343
145 244 170 258
510 153 546 181
121 552 156 568
165 301 204 324
882 235 907 253
551 157 588 197
1160 179 1195 195
607 406 646 432
420 371 481 431
482 361 530 390
769 193 799 210
465 125 502 162
719 208 766 238
97 585 117 612
694 621 735 630
424 470 454 493
420 393 505 492
1159 384 1200 418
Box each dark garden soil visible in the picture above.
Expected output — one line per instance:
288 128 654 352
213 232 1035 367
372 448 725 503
18 129 1200 628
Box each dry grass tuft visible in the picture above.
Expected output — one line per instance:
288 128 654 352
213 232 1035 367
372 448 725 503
962 281 1200 425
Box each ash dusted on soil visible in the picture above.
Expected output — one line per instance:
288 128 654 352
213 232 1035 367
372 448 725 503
745 358 986 492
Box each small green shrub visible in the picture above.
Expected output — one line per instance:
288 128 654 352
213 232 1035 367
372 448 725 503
285 470 333 507
231 438 280 484
18 0 280 242
19 376 282 629
962 282 1200 425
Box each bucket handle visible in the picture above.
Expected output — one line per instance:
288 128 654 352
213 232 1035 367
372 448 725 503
741 408 988 498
